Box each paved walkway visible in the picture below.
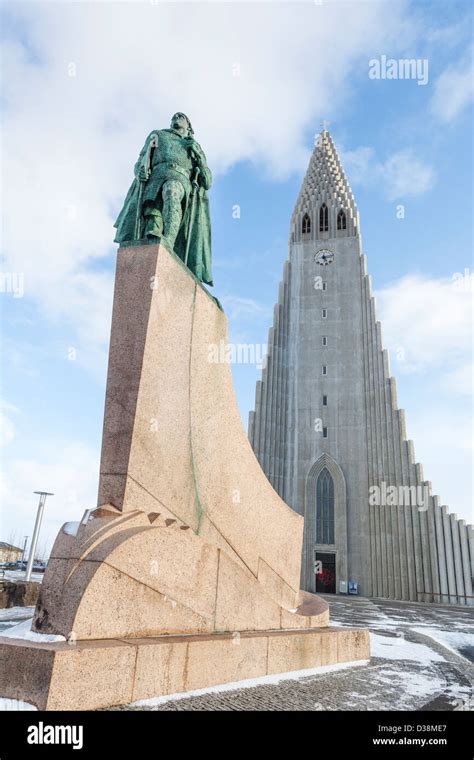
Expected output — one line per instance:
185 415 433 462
116 597 473 711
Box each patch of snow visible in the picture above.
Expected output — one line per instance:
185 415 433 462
63 521 80 536
370 632 445 663
0 606 35 622
130 659 370 707
0 617 66 642
0 698 37 711
412 627 474 662
381 668 444 700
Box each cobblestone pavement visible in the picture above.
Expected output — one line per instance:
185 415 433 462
112 597 473 711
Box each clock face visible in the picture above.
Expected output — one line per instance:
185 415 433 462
314 248 334 266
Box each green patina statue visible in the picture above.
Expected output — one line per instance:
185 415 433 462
114 112 213 285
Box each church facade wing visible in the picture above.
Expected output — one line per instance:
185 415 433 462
248 130 473 606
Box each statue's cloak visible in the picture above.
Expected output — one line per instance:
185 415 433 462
114 130 213 286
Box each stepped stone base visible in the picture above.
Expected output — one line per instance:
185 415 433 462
0 627 369 710
0 242 369 709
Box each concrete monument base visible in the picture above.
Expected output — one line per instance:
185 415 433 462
0 242 369 709
0 627 369 710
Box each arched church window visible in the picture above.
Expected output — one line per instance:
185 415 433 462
302 213 311 235
337 209 346 230
319 203 329 232
316 467 335 544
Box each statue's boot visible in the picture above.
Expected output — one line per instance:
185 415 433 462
162 179 185 250
143 204 163 239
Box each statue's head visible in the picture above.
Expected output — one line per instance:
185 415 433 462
170 112 194 137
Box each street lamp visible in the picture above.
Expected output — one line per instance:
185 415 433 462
25 491 54 582
21 535 29 564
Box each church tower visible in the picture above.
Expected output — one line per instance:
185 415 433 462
249 129 473 605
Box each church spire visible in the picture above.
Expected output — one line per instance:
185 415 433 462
291 129 359 242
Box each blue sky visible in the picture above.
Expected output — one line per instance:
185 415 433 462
1 0 472 553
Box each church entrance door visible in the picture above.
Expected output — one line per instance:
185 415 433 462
315 552 336 594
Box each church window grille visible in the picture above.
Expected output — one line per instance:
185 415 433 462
302 213 311 235
319 204 329 232
316 467 334 544
337 209 347 230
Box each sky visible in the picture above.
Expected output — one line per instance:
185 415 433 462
0 0 473 555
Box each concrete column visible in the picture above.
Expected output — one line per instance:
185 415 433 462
257 365 268 471
376 325 393 599
450 514 465 605
363 279 376 595
266 317 278 486
415 465 432 602
281 268 291 503
270 302 282 493
248 411 255 449
468 525 474 589
426 488 441 605
434 499 449 605
262 330 274 476
391 386 409 600
399 414 416 601
253 381 262 462
459 521 473 607
407 442 424 602
442 507 458 604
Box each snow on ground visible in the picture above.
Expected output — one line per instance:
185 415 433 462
370 632 446 663
0 617 65 642
0 698 37 711
1 570 43 583
63 521 80 536
0 606 34 622
131 659 369 708
412 627 474 663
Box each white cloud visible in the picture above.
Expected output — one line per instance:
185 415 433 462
0 402 19 447
375 274 473 524
1 0 413 351
380 150 435 200
342 147 435 200
375 274 473 378
430 46 474 123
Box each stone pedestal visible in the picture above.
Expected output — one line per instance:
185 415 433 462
0 243 369 709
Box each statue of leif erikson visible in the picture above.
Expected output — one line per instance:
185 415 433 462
114 112 213 285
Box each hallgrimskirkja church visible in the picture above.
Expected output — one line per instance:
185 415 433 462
248 130 473 606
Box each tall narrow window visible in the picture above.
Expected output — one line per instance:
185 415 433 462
322 336 327 346
322 395 328 406
322 282 327 291
323 427 328 439
322 308 327 319
302 213 311 235
319 203 329 232
337 209 347 230
322 365 327 375
316 468 334 544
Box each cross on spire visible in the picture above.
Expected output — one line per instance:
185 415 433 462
320 119 331 132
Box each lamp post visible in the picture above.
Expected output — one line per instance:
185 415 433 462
25 491 54 582
21 535 29 564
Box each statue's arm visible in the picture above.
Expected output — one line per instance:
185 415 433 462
133 131 159 179
195 146 212 190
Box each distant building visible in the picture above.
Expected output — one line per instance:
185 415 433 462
0 542 23 563
249 129 473 606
